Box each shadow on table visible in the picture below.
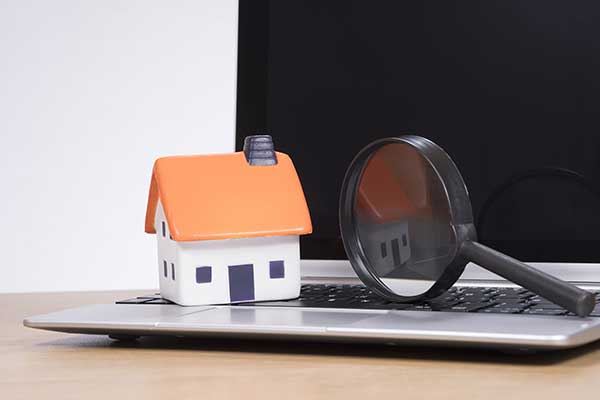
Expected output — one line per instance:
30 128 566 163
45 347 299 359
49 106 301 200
37 333 600 366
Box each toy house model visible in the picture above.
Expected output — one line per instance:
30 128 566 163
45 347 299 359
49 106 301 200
144 135 312 306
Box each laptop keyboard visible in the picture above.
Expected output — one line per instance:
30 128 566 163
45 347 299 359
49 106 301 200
117 284 600 317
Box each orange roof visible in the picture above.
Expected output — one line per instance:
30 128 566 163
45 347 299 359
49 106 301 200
355 143 429 223
145 151 312 241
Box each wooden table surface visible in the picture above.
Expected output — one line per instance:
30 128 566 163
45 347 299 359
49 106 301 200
2 291 600 399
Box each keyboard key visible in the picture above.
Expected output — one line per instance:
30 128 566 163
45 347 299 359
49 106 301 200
494 293 524 301
427 300 461 310
405 304 433 311
447 303 495 312
522 308 566 316
526 303 566 310
479 308 522 314
388 303 413 310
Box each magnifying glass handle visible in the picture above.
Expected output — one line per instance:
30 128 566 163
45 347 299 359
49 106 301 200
460 241 595 317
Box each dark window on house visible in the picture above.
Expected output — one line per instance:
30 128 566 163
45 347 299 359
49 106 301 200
269 260 285 279
171 263 175 280
391 238 401 266
161 221 166 237
380 242 387 258
163 260 167 277
196 266 212 283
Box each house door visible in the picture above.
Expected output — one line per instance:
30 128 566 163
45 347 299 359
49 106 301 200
228 264 255 302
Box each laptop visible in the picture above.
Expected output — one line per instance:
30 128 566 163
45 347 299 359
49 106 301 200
24 1 600 350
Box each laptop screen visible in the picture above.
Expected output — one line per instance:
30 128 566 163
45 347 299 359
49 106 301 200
236 1 600 262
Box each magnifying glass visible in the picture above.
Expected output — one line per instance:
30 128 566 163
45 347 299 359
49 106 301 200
339 135 595 317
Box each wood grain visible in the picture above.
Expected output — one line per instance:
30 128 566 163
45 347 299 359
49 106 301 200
2 291 600 399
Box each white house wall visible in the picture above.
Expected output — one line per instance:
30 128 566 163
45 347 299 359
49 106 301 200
155 201 179 294
154 200 301 305
174 235 300 305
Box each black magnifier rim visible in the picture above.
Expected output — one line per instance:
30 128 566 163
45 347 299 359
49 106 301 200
339 135 478 302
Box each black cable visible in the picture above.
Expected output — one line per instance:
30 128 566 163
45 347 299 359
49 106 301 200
475 167 600 241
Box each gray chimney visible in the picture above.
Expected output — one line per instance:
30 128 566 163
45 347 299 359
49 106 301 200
243 135 277 166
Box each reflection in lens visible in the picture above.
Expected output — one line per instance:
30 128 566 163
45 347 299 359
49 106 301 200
354 143 457 296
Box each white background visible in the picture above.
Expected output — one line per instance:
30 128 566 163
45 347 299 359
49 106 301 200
0 0 239 292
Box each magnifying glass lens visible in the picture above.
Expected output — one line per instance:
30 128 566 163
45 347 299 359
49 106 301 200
354 143 457 297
